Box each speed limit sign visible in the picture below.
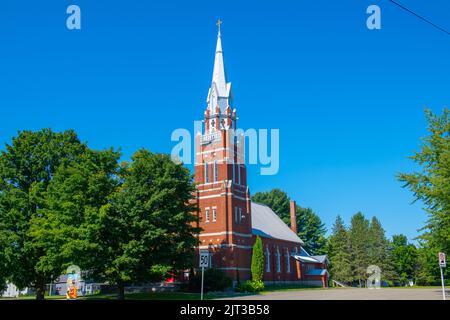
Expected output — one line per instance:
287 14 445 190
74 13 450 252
439 252 447 300
199 250 210 268
439 252 446 268
199 250 209 301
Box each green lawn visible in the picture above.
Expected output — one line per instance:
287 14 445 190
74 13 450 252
5 284 441 300
260 284 326 294
1 291 250 300
1 283 326 300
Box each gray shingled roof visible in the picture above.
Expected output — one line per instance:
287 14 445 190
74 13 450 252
251 202 304 244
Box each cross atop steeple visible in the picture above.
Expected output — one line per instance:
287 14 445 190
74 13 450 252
207 19 232 115
216 18 222 34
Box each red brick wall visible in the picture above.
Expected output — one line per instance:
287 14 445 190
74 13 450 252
192 110 323 284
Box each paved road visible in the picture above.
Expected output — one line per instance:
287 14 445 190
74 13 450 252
219 288 449 300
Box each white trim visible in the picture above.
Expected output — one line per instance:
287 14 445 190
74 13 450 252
198 187 223 193
196 180 247 188
196 147 234 156
196 180 227 188
197 244 252 249
198 193 249 201
198 231 252 238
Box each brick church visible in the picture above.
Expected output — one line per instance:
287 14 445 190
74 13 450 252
193 22 328 287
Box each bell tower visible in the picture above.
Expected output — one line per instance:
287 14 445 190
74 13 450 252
194 21 252 280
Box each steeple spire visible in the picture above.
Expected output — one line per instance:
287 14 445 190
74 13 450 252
212 19 227 96
207 19 232 115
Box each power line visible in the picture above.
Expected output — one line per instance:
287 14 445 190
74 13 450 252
388 0 450 36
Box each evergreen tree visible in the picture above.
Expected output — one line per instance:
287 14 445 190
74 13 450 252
327 216 352 284
251 236 264 282
398 108 450 281
252 189 327 255
349 212 370 286
252 189 290 221
296 206 327 255
367 216 395 283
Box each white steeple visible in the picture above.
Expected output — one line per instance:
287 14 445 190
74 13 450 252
207 19 232 115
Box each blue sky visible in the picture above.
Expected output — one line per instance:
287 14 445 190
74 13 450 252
1 0 449 242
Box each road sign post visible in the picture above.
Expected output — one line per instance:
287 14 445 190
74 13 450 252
199 250 209 300
439 252 446 301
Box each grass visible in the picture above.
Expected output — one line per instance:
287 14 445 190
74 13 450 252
260 284 325 294
384 285 445 289
4 285 442 300
1 291 249 300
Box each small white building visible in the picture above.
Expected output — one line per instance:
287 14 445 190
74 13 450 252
1 282 31 298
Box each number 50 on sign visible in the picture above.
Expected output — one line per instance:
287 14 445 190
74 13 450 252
199 250 209 268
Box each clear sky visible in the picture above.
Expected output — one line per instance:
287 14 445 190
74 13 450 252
1 0 449 242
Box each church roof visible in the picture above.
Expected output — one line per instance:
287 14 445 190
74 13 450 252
310 255 328 264
251 202 304 244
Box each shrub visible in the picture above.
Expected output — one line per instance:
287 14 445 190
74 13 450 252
251 237 264 282
187 268 232 292
236 280 265 293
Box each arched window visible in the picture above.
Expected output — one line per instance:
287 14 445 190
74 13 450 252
232 162 235 183
285 248 291 273
237 165 241 185
265 246 271 272
214 161 218 182
276 247 281 273
205 162 209 183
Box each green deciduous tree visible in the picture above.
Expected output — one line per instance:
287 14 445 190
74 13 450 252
0 129 87 299
251 236 264 282
0 235 7 292
30 147 121 290
327 216 352 284
391 234 418 285
89 149 200 299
